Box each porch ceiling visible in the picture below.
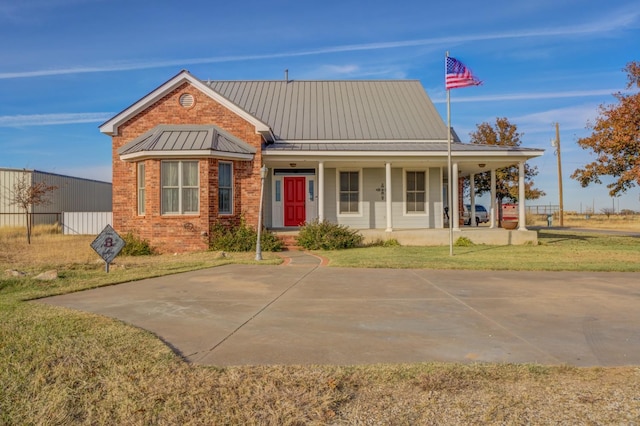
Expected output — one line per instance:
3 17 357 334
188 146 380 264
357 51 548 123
263 152 543 176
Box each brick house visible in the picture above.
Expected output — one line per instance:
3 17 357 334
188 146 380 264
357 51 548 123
100 70 543 253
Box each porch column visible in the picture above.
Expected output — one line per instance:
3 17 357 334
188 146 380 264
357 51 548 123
470 173 476 226
318 161 325 222
518 161 528 230
452 162 460 231
490 169 497 228
385 162 393 232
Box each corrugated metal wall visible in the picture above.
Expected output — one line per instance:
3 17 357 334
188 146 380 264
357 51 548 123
1 169 112 227
62 212 113 235
0 169 32 226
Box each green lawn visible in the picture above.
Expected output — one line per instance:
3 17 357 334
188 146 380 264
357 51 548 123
320 230 640 271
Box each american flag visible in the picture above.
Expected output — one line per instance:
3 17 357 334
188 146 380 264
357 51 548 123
445 57 482 90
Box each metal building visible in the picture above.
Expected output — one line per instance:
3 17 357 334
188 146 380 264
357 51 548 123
0 168 112 227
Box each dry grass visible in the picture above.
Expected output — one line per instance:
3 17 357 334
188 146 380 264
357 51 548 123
528 212 640 231
326 228 640 271
2 226 640 424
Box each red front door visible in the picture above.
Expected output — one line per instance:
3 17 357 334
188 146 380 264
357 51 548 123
284 177 306 226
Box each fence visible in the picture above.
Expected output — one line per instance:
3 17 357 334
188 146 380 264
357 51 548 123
0 212 62 227
62 212 113 235
526 205 560 215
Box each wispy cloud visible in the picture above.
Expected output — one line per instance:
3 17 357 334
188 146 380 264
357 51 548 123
0 112 113 127
431 89 624 104
514 104 600 140
1 7 637 80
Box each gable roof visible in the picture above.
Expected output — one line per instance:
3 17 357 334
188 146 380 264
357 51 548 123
117 125 257 161
100 71 455 143
99 70 271 137
206 80 448 142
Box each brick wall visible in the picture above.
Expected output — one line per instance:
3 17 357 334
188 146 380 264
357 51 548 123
111 82 263 253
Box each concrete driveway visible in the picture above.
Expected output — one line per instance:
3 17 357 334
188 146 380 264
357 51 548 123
39 251 640 367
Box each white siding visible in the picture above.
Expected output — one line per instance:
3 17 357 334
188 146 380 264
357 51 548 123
324 168 337 222
0 169 32 226
317 166 442 230
429 167 443 228
62 212 113 235
0 169 112 227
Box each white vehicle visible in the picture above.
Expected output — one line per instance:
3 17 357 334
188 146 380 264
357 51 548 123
463 204 489 225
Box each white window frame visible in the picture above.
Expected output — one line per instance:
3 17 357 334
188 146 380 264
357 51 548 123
403 169 428 216
336 169 363 217
161 160 200 215
218 161 233 215
137 162 145 216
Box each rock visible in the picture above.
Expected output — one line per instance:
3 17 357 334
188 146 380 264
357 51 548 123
35 270 58 281
5 269 26 277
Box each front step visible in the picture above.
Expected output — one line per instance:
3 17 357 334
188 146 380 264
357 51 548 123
275 232 300 251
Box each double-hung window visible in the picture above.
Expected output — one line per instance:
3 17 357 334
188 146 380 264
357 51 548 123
406 171 426 213
218 162 233 215
339 171 359 214
161 161 199 215
137 162 145 216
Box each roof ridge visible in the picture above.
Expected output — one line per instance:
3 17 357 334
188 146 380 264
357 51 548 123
204 79 422 83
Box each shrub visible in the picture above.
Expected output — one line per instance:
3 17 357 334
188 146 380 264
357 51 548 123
454 236 474 247
366 238 401 247
383 238 401 247
209 219 283 252
297 220 363 250
120 232 155 256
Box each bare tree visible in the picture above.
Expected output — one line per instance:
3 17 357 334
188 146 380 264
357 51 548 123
600 207 615 218
9 171 58 244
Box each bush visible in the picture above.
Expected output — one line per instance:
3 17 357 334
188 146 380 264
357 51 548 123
454 236 474 247
383 238 401 247
121 232 155 256
209 219 283 252
297 220 363 250
366 238 401 247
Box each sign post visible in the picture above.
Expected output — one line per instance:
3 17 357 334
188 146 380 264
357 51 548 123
91 224 125 272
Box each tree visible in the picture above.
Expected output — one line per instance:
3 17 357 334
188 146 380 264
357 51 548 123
571 61 640 196
9 171 57 244
600 207 614 218
468 117 545 222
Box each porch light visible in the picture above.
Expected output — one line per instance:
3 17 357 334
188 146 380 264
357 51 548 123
289 163 296 168
255 165 268 261
478 163 485 168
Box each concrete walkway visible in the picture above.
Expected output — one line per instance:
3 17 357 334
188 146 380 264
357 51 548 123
39 251 640 367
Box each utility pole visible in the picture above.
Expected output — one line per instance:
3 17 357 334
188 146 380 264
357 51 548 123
553 123 564 226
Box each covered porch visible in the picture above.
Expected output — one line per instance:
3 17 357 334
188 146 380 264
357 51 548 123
262 143 543 245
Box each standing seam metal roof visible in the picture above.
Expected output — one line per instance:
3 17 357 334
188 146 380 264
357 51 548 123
205 80 449 141
117 125 257 156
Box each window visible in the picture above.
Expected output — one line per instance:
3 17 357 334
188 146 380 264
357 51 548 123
339 171 359 214
161 161 199 215
218 162 233 214
275 180 281 202
137 162 145 216
406 171 426 213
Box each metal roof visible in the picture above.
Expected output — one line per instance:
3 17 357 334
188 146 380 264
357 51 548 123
263 141 544 152
117 125 257 157
205 80 449 141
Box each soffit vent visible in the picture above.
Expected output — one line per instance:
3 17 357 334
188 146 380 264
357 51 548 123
179 93 195 108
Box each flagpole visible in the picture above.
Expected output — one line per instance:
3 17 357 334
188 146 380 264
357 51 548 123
446 51 453 256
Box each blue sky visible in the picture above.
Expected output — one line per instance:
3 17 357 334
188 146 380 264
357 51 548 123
1 0 638 213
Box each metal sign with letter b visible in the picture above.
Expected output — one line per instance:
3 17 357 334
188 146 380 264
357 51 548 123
91 224 125 272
